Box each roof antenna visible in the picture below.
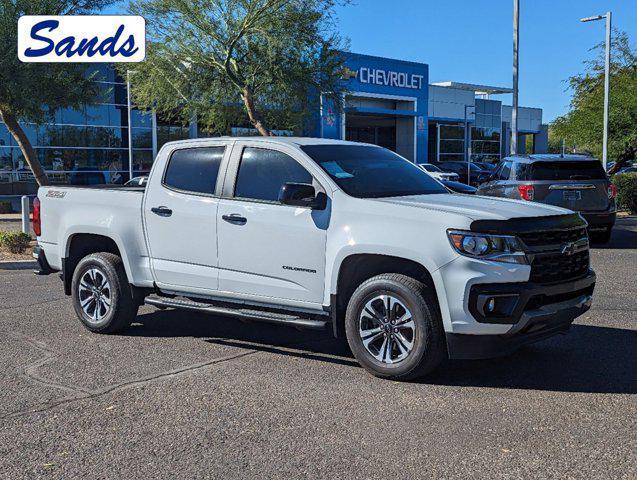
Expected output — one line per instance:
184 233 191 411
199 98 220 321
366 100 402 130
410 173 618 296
561 138 565 158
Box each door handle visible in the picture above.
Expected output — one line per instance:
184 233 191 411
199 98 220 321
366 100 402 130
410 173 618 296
151 206 172 217
222 214 247 225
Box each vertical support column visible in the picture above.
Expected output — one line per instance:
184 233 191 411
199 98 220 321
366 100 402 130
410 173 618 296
21 196 29 234
511 0 520 155
602 11 612 169
126 70 134 181
189 115 198 139
151 110 158 160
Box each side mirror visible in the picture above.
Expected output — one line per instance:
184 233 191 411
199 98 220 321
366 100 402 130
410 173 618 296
278 183 326 209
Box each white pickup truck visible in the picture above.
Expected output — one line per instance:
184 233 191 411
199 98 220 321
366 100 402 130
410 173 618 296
33 137 595 380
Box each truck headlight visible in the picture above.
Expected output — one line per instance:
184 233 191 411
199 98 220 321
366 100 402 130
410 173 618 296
447 230 528 264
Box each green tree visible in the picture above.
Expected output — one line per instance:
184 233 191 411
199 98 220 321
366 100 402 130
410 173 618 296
124 0 347 137
551 31 637 174
0 0 114 186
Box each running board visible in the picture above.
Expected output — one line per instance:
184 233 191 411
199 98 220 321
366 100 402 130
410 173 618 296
144 295 328 330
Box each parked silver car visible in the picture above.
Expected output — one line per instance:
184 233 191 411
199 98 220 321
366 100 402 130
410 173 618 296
476 154 616 243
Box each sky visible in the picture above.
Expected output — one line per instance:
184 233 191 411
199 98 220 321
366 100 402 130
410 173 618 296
107 0 637 123
333 0 637 122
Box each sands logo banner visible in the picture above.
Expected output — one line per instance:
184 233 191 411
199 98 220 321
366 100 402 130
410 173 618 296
18 15 145 63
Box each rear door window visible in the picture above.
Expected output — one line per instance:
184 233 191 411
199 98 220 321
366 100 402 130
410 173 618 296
164 147 225 194
530 161 606 181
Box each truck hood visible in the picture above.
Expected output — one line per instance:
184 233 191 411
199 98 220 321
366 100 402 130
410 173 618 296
375 193 571 221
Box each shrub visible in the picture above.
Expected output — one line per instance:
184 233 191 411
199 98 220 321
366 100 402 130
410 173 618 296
0 201 13 214
0 231 32 254
612 172 637 214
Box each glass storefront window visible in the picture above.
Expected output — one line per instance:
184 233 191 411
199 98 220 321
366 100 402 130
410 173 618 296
439 140 464 154
0 147 12 171
132 129 153 149
157 124 189 149
132 110 152 128
471 126 501 163
439 125 464 140
0 123 12 147
56 107 87 126
86 104 111 126
132 149 154 174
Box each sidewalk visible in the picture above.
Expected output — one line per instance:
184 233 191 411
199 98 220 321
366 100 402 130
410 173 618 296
0 213 27 222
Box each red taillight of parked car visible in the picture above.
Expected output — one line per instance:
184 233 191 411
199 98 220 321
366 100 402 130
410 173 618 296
518 185 535 201
608 183 617 199
32 197 41 237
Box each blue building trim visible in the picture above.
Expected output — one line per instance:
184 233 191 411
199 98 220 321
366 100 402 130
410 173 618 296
312 52 429 162
345 107 417 117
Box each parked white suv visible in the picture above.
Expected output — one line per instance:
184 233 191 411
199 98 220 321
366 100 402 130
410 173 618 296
33 138 595 380
417 163 460 182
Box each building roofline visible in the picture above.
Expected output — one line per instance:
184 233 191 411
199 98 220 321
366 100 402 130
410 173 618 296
431 81 513 95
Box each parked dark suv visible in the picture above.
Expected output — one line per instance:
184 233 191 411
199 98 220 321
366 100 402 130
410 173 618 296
437 161 491 186
476 154 616 243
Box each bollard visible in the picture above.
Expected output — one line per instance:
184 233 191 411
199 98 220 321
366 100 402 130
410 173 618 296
21 196 29 234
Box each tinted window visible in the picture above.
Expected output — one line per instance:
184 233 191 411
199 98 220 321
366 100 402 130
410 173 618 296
235 147 312 202
164 147 224 194
513 162 529 180
499 161 512 180
301 145 447 198
530 161 606 180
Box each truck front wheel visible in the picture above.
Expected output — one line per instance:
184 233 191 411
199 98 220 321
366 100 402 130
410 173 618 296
71 253 138 333
344 274 445 380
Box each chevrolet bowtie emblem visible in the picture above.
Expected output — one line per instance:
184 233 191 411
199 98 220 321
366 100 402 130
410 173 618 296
561 242 576 255
341 67 358 80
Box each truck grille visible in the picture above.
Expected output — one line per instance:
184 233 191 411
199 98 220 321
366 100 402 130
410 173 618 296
517 226 588 248
529 249 590 284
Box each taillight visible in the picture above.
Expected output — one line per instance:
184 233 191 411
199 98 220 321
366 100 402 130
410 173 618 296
608 183 617 199
32 197 41 237
518 185 535 201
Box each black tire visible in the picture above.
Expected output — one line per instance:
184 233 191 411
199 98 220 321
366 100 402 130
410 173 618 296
344 273 445 380
71 252 138 333
589 227 612 244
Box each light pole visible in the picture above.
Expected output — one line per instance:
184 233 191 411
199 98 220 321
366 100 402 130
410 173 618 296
126 70 138 181
581 12 612 170
464 105 475 185
511 0 520 155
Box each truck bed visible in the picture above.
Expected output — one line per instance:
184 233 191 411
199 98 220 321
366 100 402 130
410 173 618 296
37 185 151 285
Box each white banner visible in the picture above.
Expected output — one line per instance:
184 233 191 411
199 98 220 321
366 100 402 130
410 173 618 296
18 15 146 63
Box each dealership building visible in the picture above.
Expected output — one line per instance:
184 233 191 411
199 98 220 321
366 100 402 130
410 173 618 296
0 52 548 201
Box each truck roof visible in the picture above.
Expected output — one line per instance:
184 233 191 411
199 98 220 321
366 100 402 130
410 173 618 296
161 136 375 148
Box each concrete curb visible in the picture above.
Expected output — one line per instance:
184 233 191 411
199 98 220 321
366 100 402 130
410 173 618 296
0 260 37 270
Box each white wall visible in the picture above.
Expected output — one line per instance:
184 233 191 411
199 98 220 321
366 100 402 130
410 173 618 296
502 105 542 132
395 117 415 161
428 86 475 120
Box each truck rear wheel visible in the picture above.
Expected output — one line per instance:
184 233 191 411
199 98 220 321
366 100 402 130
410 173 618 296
71 252 138 333
344 274 445 381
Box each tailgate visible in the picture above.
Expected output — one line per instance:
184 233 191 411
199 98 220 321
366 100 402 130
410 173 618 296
533 180 610 212
528 160 610 212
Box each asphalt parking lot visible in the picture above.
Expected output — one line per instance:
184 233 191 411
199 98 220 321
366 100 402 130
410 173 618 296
1 218 636 479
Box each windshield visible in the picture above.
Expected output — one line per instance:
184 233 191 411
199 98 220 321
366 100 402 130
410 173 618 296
422 164 441 172
301 145 448 198
530 161 606 180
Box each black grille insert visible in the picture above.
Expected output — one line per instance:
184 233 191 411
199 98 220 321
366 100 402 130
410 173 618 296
518 227 588 248
529 249 590 284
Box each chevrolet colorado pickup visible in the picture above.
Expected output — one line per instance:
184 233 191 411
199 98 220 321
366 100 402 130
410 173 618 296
33 137 595 380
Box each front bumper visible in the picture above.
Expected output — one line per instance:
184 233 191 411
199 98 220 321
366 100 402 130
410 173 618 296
446 271 595 359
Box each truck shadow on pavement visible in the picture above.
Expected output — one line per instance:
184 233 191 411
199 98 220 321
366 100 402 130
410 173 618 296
128 310 636 394
591 217 637 250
